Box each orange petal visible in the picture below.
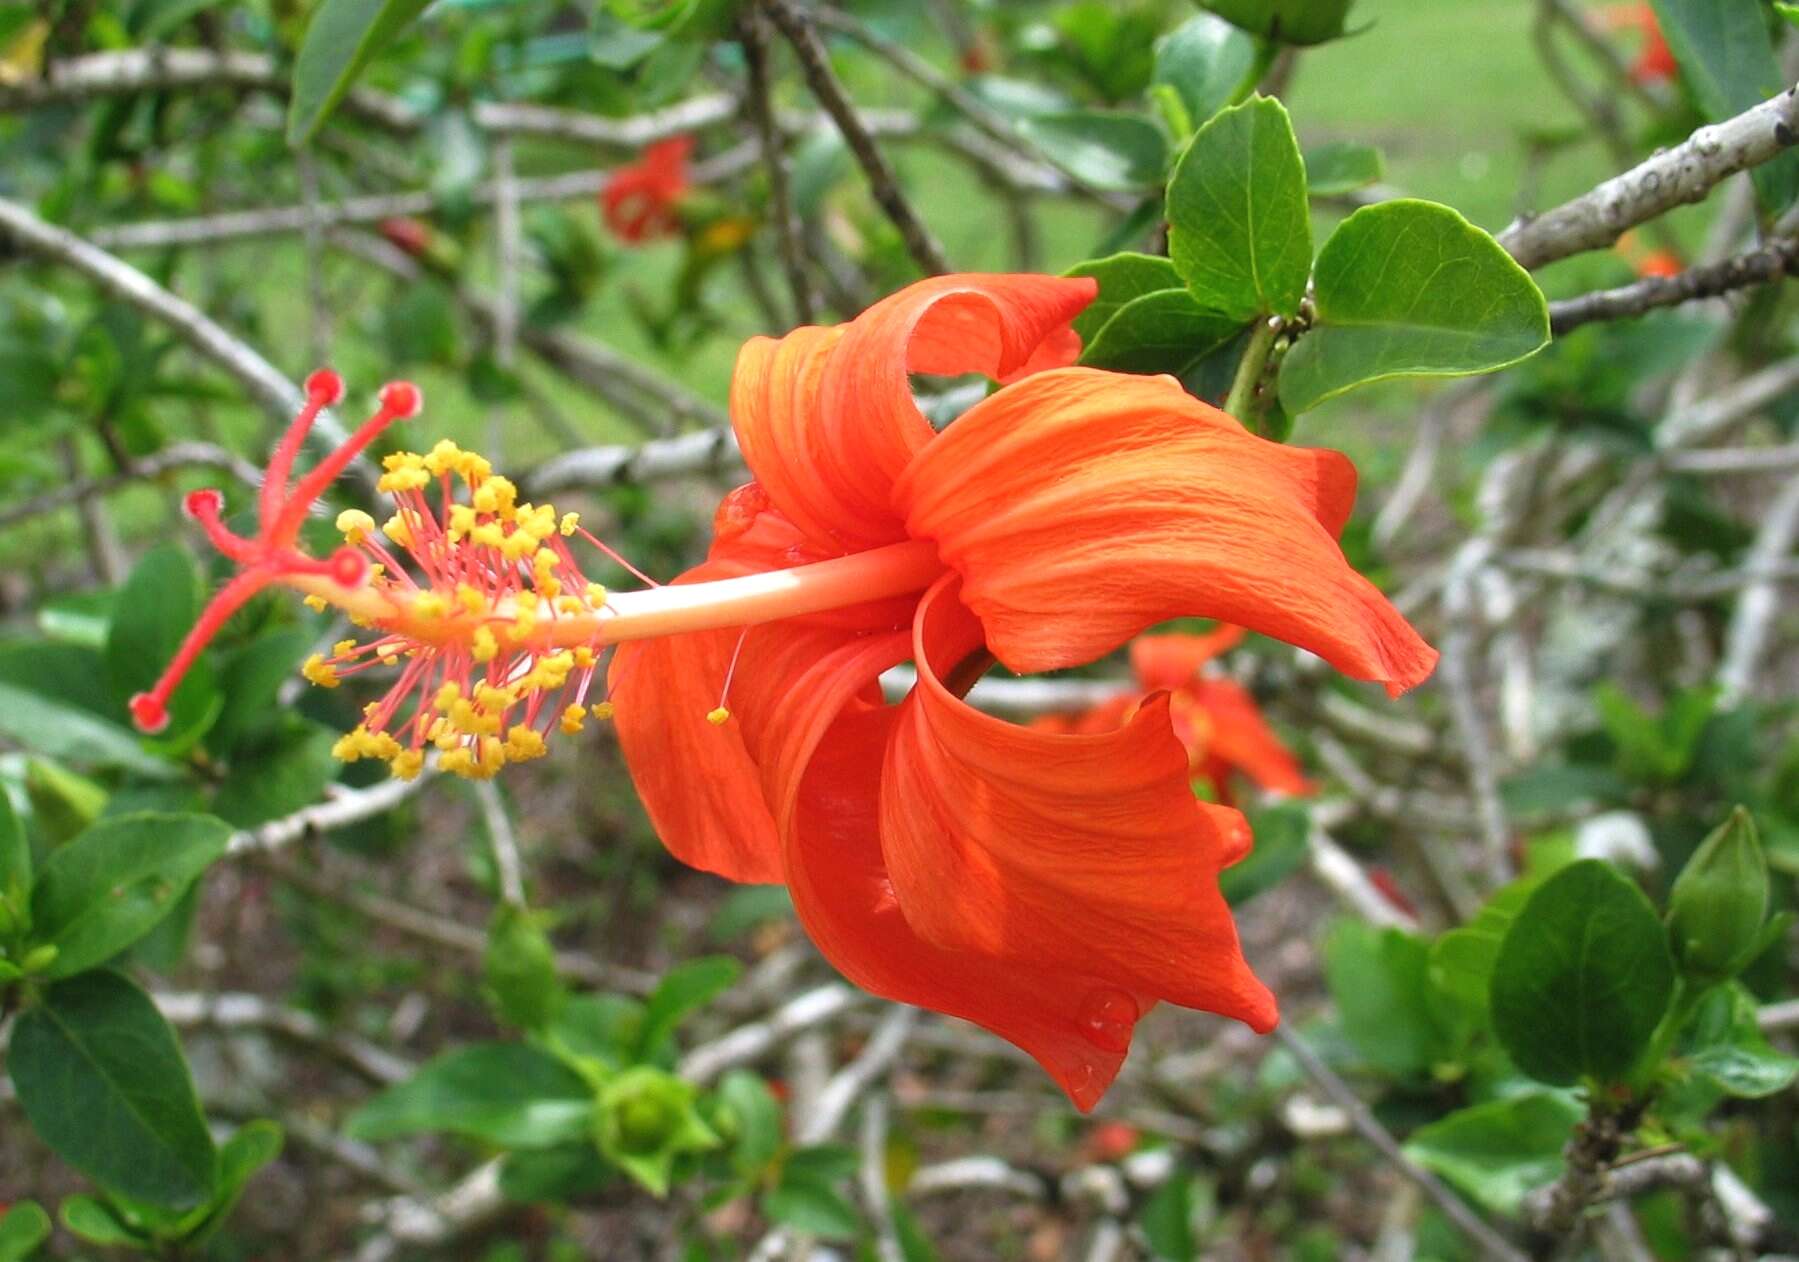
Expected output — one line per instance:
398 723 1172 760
1187 677 1314 797
878 577 1277 1032
898 369 1436 696
730 275 1096 552
1130 627 1247 691
608 489 911 885
785 705 1154 1110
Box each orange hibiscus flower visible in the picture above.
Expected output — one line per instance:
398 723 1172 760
1600 3 1678 86
601 136 693 243
131 274 1435 1108
1033 625 1313 805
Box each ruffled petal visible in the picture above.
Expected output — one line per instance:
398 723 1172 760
1129 628 1246 691
878 576 1277 1036
607 487 911 885
785 704 1153 1110
897 369 1436 695
729 275 1097 552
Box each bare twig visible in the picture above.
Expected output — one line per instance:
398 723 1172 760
741 8 818 323
355 1159 507 1262
1717 473 1799 704
1274 1025 1532 1262
473 781 526 908
679 983 865 1084
1548 236 1799 333
798 1004 917 1144
154 990 415 1085
225 775 430 858
525 427 743 494
761 0 950 275
1499 86 1799 270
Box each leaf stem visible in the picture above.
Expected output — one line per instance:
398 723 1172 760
1224 316 1280 429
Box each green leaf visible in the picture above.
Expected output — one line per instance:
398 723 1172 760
1139 1170 1199 1261
1077 289 1245 376
1153 14 1257 129
288 0 431 145
345 1043 593 1148
1278 200 1549 414
1064 252 1184 341
1683 984 1799 1098
1649 0 1798 213
0 787 28 904
9 971 217 1209
0 1202 52 1261
762 1176 861 1240
484 903 567 1033
1666 806 1770 984
638 955 741 1056
1219 802 1309 905
0 680 176 779
183 1120 284 1245
57 1196 143 1248
105 544 217 750
549 993 645 1069
1429 876 1540 1014
588 10 664 68
1322 919 1456 1078
30 812 230 978
717 1070 783 1177
1402 1092 1581 1216
892 1203 942 1262
1166 95 1311 321
210 721 337 829
208 627 312 752
499 1144 613 1202
1197 0 1357 46
1490 860 1675 1086
1016 111 1169 192
1303 141 1384 196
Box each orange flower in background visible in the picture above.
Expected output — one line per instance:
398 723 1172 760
134 274 1436 1109
1034 625 1313 805
1614 230 1683 279
1600 4 1677 86
601 136 693 243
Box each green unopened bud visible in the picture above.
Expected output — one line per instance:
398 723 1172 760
482 904 565 1033
592 1067 719 1196
1667 807 1770 985
18 943 58 975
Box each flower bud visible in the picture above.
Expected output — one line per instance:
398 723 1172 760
592 1067 718 1196
1667 807 1770 985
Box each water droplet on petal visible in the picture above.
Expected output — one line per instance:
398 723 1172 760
1078 988 1137 1053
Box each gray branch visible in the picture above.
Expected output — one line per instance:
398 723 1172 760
1548 235 1799 333
1500 85 1799 270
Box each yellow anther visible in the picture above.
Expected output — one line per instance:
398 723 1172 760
499 531 538 564
439 747 475 777
475 682 519 711
433 682 462 712
585 582 608 606
304 594 329 612
707 706 731 726
302 654 340 688
448 504 479 537
471 522 506 551
504 725 548 761
472 625 499 663
332 639 358 657
559 511 580 537
391 749 425 780
336 509 376 544
455 583 488 615
423 438 464 478
411 592 449 620
560 704 587 735
591 701 615 721
573 646 596 669
376 642 401 663
382 512 414 547
479 736 506 775
555 595 584 614
471 476 517 517
376 455 431 494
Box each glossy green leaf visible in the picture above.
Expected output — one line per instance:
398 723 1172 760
1402 1092 1581 1215
1649 0 1797 213
1153 13 1257 128
1303 141 1384 196
210 721 337 829
1198 0 1357 46
484 903 566 1033
762 1176 860 1240
638 955 741 1055
1064 252 1184 341
0 681 176 779
499 1144 613 1202
1167 95 1311 321
105 544 217 750
9 971 217 1209
1490 860 1675 1086
1279 200 1549 414
1683 984 1799 1098
288 0 431 145
57 1196 142 1247
0 1202 52 1261
718 1070 783 1177
1077 289 1246 376
1017 111 1169 192
0 787 28 904
30 812 230 978
1139 1170 1199 1261
1429 876 1540 1014
1322 919 1457 1078
345 1043 593 1148
209 627 312 752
